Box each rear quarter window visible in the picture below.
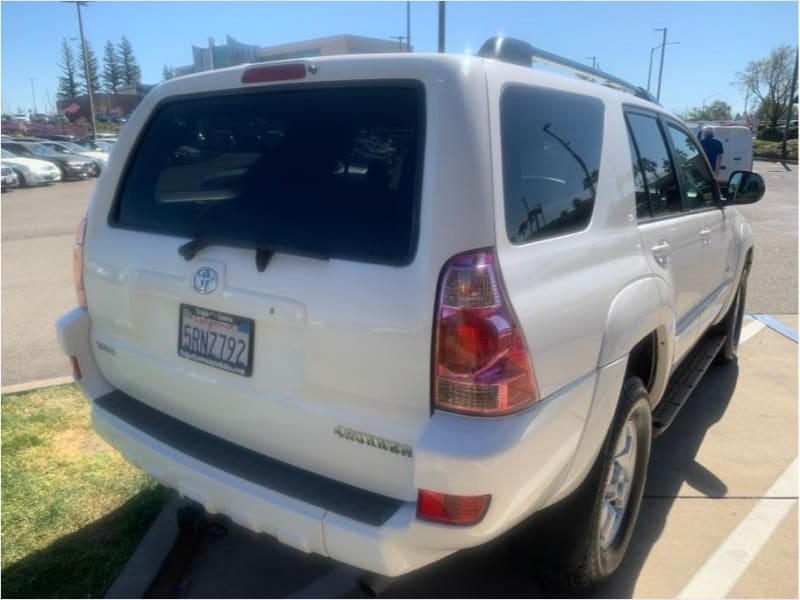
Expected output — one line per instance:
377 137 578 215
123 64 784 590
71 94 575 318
501 85 604 244
112 83 424 266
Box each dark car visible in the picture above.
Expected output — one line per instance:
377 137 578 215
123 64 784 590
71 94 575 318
2 141 95 180
45 134 80 142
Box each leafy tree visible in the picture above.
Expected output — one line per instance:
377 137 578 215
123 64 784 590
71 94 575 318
79 40 101 96
57 38 80 101
686 100 732 121
117 35 141 87
162 64 175 81
102 40 123 95
736 45 797 127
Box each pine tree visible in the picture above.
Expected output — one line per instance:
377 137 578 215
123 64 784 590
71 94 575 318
57 38 80 101
117 35 141 87
79 40 101 96
102 40 122 95
162 64 175 81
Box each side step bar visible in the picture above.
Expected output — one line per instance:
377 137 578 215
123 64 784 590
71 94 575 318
652 334 726 435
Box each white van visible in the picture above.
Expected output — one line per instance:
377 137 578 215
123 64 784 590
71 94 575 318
690 124 754 186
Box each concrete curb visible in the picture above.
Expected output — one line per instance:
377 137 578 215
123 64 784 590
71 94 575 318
105 493 181 599
1 376 74 395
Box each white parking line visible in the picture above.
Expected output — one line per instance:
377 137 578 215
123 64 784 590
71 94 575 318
739 319 766 345
677 459 798 599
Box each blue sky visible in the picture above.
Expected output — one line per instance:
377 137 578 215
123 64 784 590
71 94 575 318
1 1 797 117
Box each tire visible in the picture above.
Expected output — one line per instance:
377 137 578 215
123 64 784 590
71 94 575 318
535 377 652 594
716 267 748 363
12 170 26 187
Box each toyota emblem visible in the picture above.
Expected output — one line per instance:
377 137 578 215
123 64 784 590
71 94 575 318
193 267 219 294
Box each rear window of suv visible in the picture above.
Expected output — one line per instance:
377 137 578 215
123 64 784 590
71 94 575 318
501 85 604 244
112 83 424 265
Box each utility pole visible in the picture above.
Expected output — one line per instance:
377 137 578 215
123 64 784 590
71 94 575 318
26 77 38 115
406 1 411 52
438 1 445 53
781 50 798 159
585 56 597 69
655 27 668 101
65 1 96 138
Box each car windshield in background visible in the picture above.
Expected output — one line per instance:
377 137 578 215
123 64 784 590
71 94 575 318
2 149 18 158
30 144 61 158
114 83 424 265
63 142 92 153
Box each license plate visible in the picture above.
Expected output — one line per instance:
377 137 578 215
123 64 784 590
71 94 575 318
178 304 254 376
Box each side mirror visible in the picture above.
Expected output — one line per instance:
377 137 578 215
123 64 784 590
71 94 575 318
726 171 765 204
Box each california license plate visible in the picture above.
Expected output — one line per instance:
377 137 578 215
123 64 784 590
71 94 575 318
178 304 254 376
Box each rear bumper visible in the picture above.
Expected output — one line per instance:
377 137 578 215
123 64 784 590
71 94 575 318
56 307 620 576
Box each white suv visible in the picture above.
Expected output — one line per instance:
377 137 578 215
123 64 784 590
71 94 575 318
57 37 765 591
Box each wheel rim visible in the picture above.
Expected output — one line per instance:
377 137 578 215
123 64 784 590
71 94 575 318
599 419 637 549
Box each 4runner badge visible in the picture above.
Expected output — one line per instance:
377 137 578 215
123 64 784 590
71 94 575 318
334 425 413 457
193 267 219 294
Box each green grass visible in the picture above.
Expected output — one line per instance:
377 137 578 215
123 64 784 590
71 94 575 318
753 138 798 161
1 384 170 598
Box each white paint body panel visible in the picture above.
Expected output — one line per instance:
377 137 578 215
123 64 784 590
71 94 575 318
55 52 754 576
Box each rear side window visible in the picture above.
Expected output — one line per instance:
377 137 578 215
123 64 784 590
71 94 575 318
501 86 604 244
113 84 424 265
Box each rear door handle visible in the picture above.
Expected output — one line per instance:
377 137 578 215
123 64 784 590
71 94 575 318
652 241 671 266
700 226 712 244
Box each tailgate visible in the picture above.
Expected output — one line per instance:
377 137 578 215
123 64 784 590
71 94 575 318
85 81 431 501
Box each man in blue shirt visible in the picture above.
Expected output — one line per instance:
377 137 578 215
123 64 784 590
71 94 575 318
699 126 724 178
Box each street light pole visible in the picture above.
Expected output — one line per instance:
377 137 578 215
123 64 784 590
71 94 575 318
406 0 411 52
647 46 658 93
655 27 668 101
648 40 679 95
585 56 597 69
438 1 445 53
26 77 38 115
65 1 96 139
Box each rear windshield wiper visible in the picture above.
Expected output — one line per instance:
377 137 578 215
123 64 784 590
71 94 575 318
178 237 274 272
178 238 207 261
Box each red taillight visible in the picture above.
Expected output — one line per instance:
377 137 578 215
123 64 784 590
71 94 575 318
417 490 491 525
433 249 538 416
241 63 307 84
73 216 87 309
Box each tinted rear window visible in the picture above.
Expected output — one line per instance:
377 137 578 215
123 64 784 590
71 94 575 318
501 85 604 244
113 83 424 265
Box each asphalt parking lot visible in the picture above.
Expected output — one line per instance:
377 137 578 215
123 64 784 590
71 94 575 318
1 161 797 597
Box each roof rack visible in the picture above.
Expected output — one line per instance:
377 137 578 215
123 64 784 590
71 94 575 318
477 36 659 105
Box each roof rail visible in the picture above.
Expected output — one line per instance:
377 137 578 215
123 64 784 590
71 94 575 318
477 36 659 105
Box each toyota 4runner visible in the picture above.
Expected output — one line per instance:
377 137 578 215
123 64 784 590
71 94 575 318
56 37 765 591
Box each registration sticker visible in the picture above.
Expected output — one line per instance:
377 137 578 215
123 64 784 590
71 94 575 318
178 304 254 376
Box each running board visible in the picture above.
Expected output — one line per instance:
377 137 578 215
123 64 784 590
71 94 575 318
652 334 726 435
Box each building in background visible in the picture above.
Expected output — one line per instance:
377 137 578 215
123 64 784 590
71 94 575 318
174 34 411 76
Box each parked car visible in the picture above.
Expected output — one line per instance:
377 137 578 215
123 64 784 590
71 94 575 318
2 141 95 180
80 139 116 153
1 149 61 186
1 165 19 189
39 140 108 175
45 134 80 142
79 133 118 145
56 37 765 593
